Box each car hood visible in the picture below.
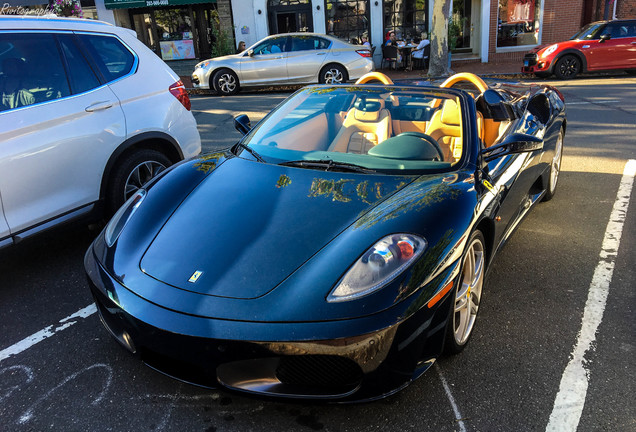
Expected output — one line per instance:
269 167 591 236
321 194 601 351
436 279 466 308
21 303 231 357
140 156 412 299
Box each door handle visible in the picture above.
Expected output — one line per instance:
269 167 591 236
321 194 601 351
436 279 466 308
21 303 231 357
85 101 113 112
631 41 636 45
317 52 326 55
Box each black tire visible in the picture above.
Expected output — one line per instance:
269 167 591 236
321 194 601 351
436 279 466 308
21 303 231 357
444 230 486 355
534 71 551 79
106 149 171 216
542 127 564 202
213 69 239 95
554 55 582 80
319 64 348 84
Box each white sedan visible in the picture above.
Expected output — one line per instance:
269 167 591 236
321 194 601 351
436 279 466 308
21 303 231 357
191 33 374 95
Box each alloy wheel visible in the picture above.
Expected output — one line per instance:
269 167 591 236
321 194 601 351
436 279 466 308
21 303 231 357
218 73 237 94
558 57 580 78
124 161 166 201
453 237 485 345
324 68 344 84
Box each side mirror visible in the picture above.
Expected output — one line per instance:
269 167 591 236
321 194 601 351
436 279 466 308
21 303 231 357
481 133 543 162
234 114 252 136
599 33 611 42
247 49 254 57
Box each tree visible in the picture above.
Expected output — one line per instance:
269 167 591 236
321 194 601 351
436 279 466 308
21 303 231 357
428 0 452 77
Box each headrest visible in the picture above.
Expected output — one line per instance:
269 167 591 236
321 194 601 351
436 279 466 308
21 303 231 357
441 99 460 126
389 94 399 107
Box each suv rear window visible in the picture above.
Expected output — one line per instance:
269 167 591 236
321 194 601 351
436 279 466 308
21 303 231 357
78 34 136 83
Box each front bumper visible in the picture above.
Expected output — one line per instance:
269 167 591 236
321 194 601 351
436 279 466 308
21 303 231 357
191 68 210 89
85 246 451 401
521 53 552 74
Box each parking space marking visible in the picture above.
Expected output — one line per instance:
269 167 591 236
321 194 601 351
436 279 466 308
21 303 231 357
435 363 467 432
0 304 96 363
546 159 636 432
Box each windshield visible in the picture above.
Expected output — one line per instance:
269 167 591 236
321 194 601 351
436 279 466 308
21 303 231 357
242 86 465 173
570 23 605 40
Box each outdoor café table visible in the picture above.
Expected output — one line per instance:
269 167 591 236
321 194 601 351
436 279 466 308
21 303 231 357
397 44 416 70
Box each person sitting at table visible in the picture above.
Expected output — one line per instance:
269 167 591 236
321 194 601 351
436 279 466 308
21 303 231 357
361 34 372 51
385 30 397 46
384 30 402 66
411 36 430 68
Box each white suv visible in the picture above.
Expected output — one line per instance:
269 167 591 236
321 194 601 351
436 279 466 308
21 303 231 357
0 16 201 249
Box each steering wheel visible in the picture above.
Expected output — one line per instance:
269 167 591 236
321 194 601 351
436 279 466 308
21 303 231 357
440 72 489 94
355 72 394 85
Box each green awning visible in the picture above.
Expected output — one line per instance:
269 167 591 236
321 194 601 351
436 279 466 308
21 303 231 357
105 0 214 10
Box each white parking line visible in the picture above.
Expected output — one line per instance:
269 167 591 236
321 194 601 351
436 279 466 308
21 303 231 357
546 159 636 432
435 363 467 432
0 304 96 363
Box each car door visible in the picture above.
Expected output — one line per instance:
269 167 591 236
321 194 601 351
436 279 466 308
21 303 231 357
0 31 125 235
239 36 289 85
585 22 635 70
286 36 329 83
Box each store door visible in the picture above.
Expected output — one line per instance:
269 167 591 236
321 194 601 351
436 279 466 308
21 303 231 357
451 0 481 55
268 4 313 34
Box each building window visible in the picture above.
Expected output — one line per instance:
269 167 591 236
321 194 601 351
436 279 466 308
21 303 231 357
383 0 428 42
497 0 542 48
325 0 370 44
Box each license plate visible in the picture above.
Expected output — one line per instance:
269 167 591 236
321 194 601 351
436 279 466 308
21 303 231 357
524 60 529 67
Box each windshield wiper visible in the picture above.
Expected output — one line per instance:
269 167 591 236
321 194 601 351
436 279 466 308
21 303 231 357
279 159 376 174
233 142 265 163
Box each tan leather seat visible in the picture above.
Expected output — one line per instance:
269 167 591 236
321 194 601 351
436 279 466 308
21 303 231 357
329 98 392 154
425 99 463 162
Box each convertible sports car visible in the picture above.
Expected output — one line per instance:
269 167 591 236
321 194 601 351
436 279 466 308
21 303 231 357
85 72 566 401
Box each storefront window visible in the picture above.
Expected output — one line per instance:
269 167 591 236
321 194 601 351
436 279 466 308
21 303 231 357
384 0 428 42
155 8 196 60
325 0 370 44
497 0 542 47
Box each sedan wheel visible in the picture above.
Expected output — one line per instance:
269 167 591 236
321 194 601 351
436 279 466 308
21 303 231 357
554 55 581 80
445 230 485 354
320 64 348 84
543 127 564 201
213 69 239 95
124 160 166 201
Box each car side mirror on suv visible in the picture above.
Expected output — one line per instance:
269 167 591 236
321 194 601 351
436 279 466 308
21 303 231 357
599 33 611 42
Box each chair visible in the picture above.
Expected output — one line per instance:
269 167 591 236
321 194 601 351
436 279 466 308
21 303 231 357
381 45 399 70
412 44 430 70
425 99 462 162
329 98 392 154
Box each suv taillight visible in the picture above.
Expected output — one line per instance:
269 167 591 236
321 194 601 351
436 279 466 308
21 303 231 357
356 50 372 58
169 80 191 111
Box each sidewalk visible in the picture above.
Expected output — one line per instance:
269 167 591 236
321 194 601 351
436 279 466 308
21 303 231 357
382 59 522 81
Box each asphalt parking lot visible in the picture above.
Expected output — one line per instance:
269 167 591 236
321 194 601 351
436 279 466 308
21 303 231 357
1 75 635 431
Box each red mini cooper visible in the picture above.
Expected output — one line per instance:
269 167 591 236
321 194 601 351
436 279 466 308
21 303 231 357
522 19 636 79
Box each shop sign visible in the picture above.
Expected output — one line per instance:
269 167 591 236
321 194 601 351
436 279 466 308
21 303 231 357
104 0 214 10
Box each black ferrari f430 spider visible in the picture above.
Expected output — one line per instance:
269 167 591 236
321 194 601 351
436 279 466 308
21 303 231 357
85 72 566 401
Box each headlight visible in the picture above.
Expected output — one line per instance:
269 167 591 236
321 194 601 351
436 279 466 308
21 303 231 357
195 60 211 69
542 44 558 58
104 190 146 247
327 234 427 302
